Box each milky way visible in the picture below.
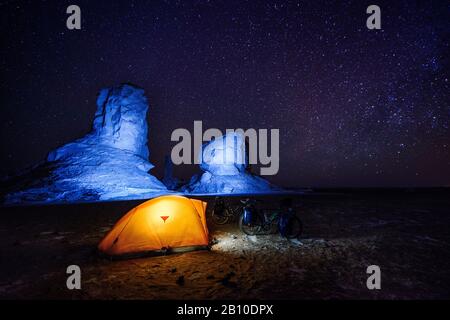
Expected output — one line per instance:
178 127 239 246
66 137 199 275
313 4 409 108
1 0 449 187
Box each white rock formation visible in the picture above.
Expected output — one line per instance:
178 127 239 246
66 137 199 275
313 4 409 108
4 84 168 204
181 133 281 194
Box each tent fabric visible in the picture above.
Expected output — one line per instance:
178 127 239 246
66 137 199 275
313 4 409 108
98 195 209 256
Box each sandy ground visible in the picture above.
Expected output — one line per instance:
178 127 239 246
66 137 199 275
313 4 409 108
1 191 449 299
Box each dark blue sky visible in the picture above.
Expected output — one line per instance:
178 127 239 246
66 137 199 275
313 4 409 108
1 0 449 187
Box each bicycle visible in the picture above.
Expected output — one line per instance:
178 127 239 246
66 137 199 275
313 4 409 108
238 198 303 239
210 196 243 225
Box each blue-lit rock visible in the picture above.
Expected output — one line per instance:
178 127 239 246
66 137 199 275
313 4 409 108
162 155 180 190
181 133 281 194
4 84 167 204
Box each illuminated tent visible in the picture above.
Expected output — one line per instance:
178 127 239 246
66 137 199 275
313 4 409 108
98 195 209 257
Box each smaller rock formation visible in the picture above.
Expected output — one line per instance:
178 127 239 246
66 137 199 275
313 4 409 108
181 133 281 194
162 155 180 190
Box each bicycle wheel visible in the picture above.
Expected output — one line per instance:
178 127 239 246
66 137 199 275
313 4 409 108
228 205 242 223
284 216 303 239
238 212 262 235
211 208 230 225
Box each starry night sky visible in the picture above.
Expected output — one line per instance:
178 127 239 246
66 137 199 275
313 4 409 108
1 0 449 187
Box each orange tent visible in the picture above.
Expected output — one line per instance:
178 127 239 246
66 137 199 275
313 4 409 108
98 195 209 257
